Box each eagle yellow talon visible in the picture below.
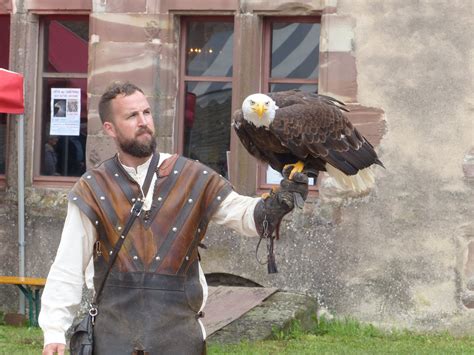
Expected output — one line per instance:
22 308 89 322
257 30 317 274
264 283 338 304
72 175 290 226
283 161 305 179
261 186 278 200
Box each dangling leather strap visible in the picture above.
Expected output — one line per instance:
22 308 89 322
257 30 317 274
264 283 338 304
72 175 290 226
93 152 159 305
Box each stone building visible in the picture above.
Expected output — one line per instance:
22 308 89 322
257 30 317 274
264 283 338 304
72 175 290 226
0 0 473 334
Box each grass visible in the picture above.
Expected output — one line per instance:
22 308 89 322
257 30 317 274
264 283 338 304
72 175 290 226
0 316 473 354
208 316 474 355
0 325 43 354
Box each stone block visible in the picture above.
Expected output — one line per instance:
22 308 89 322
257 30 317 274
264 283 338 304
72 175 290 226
89 42 161 96
4 313 27 327
91 14 166 43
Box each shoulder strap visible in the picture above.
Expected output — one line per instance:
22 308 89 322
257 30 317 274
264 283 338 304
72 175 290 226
93 152 159 304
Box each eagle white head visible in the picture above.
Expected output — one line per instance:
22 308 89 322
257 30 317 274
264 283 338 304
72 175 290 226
241 93 279 128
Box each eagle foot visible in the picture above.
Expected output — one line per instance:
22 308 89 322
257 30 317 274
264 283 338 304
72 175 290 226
283 161 305 180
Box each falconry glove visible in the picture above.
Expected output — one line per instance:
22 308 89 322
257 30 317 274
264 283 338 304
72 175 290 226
253 169 309 273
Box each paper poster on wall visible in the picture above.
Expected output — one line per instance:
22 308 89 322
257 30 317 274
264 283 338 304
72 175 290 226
50 88 81 136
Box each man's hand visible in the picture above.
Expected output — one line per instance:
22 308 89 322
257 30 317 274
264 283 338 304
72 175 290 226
43 343 66 355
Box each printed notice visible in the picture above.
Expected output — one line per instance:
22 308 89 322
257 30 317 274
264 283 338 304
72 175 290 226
50 88 81 136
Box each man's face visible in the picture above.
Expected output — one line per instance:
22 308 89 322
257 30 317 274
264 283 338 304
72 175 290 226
104 91 156 158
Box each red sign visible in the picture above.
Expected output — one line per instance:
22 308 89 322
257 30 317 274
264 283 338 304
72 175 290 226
0 68 24 114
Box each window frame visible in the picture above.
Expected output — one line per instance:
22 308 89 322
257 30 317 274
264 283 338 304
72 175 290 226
257 16 322 193
176 15 235 177
33 14 89 187
0 14 11 189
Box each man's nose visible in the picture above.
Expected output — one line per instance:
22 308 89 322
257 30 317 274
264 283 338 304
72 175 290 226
137 113 148 126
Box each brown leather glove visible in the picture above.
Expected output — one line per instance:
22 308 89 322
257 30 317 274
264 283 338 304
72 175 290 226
253 171 309 239
253 170 308 273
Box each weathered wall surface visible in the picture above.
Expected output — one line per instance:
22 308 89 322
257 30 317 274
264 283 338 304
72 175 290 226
335 0 473 331
203 0 474 334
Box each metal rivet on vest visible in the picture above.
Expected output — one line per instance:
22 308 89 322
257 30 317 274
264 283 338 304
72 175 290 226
132 198 136 202
86 175 92 179
155 256 160 260
173 170 178 174
121 235 125 239
117 226 122 231
172 227 177 232
188 198 193 203
95 220 99 225
203 170 208 175
72 197 78 201
133 256 138 260
109 251 113 255
100 196 105 200
198 228 201 233
185 256 189 261
158 197 163 201
114 173 119 177
217 196 221 201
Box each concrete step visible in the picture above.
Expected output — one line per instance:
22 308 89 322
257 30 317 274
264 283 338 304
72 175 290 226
206 289 318 344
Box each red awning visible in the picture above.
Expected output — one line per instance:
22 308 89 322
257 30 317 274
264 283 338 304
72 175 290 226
0 68 24 114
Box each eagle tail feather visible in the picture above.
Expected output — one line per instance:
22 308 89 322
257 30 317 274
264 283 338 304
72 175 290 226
325 164 376 193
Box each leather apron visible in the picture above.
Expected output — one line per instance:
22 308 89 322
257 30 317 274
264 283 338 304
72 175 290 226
69 154 232 354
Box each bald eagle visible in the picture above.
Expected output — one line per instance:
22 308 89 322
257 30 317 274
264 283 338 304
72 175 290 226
232 90 384 193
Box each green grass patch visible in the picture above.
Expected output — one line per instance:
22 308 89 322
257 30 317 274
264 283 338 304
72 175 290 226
0 325 43 354
1 317 474 355
209 316 474 355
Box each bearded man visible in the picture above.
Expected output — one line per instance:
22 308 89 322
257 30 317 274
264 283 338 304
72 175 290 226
39 82 308 355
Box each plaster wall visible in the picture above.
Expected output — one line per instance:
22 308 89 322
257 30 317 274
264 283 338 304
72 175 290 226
331 0 474 330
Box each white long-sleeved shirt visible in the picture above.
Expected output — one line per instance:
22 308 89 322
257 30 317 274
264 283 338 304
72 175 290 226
39 153 259 345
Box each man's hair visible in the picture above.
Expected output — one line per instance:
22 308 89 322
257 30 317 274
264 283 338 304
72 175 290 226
98 82 144 123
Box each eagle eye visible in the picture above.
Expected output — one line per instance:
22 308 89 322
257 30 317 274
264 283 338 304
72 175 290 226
265 101 270 105
249 100 255 105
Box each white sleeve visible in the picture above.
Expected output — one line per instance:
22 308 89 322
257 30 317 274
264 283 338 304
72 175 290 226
211 191 260 237
39 202 96 346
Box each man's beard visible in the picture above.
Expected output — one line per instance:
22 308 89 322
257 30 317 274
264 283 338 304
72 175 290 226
118 129 156 158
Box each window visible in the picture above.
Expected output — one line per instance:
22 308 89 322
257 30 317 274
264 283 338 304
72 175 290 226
259 17 321 188
179 17 234 178
0 15 10 178
35 16 89 181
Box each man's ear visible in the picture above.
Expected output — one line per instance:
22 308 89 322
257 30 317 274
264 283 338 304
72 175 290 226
103 121 116 138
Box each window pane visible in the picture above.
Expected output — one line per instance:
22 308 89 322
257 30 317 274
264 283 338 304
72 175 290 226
183 82 232 177
186 21 233 77
44 19 89 73
0 114 6 174
270 83 318 93
40 78 87 177
271 22 320 79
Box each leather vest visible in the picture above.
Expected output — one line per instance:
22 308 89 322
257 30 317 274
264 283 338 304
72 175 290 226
69 154 232 354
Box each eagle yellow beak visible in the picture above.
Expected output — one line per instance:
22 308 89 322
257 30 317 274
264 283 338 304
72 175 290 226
252 102 267 118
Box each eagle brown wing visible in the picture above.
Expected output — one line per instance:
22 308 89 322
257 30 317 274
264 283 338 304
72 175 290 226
232 109 297 173
269 91 382 176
